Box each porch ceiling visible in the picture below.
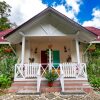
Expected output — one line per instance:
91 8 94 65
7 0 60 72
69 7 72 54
27 36 73 43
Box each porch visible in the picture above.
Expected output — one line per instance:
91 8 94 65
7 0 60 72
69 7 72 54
14 36 88 92
15 36 84 79
14 62 87 93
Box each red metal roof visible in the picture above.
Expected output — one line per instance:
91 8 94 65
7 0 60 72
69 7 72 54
0 29 13 42
85 27 100 41
85 27 100 36
0 27 100 43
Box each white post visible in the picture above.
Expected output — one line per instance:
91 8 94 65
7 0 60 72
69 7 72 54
75 40 80 64
21 36 25 64
49 49 52 71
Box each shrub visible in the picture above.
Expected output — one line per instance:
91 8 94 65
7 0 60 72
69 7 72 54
89 75 100 89
0 74 11 88
45 70 58 82
87 44 100 90
0 57 17 79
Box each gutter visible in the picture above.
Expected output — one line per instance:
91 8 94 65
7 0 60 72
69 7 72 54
90 41 100 43
0 42 10 44
90 36 100 44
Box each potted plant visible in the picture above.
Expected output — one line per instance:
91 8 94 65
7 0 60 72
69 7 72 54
44 70 58 87
4 48 12 53
88 44 96 52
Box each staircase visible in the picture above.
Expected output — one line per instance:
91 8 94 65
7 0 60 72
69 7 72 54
8 79 92 94
8 80 37 93
40 80 61 92
8 80 61 93
63 79 93 94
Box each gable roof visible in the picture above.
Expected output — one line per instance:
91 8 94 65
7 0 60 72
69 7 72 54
4 7 97 37
4 7 97 43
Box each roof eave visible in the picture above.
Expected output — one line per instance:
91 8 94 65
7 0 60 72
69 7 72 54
4 7 97 41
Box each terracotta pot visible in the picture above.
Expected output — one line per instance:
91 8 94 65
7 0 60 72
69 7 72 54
48 82 53 87
4 49 12 53
88 45 96 52
88 49 95 52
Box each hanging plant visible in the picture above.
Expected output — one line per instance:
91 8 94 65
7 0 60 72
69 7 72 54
88 44 96 52
4 48 12 53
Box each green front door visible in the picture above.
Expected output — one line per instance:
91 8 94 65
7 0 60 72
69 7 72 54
53 50 60 68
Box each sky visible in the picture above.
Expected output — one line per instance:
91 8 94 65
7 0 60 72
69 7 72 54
1 0 100 28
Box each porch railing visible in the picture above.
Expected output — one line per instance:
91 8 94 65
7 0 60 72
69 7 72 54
25 63 39 78
62 63 87 79
40 63 60 77
62 63 77 78
14 63 40 80
14 62 87 80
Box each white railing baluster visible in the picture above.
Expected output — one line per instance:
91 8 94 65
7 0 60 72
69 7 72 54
21 63 40 78
29 63 31 77
31 63 32 77
65 63 67 77
61 63 87 79
70 64 72 77
29 63 30 77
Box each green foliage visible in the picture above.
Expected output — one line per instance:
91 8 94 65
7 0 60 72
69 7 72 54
45 70 58 82
0 44 17 88
87 60 100 76
0 57 17 79
0 74 11 88
0 44 15 60
0 1 11 31
0 17 11 31
0 1 11 17
87 44 100 90
89 75 100 88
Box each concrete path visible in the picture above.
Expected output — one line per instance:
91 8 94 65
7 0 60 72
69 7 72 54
0 92 100 100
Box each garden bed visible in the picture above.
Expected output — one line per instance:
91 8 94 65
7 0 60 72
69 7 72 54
0 89 8 96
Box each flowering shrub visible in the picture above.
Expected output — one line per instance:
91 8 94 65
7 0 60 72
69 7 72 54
0 44 17 88
87 44 100 91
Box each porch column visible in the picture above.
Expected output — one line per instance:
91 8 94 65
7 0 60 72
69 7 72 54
75 40 80 64
21 36 25 64
49 49 52 71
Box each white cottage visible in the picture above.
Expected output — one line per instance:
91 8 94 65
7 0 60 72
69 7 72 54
4 7 96 93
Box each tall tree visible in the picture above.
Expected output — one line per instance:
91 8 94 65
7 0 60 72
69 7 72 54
0 1 11 31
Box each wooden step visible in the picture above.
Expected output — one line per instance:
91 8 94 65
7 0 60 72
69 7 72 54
40 80 61 93
8 81 37 93
8 79 93 94
64 79 93 93
61 90 86 95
